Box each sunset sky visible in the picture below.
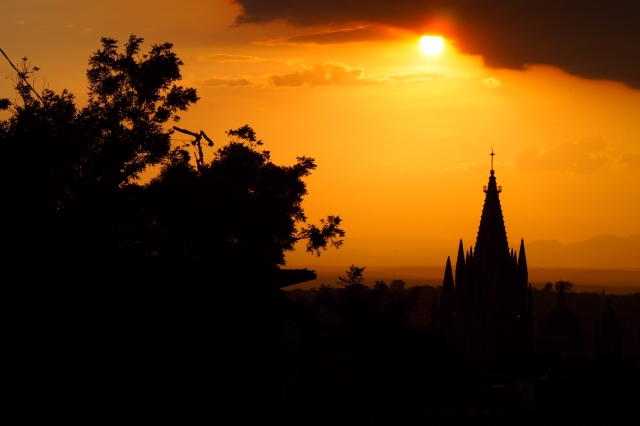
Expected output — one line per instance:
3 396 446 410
2 1 639 268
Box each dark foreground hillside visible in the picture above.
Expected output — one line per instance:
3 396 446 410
4 259 640 423
284 284 640 424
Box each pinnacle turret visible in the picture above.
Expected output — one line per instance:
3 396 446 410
518 238 529 290
455 240 465 283
440 256 456 318
518 239 528 270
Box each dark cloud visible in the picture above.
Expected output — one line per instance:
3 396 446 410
233 0 640 89
262 25 394 45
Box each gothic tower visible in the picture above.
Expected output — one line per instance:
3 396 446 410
436 151 534 358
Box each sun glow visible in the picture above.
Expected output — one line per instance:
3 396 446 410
420 36 445 55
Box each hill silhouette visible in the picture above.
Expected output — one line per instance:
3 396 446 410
285 234 640 293
286 234 640 270
526 234 640 269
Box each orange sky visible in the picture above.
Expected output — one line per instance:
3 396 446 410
2 1 640 268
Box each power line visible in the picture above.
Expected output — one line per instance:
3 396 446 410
0 47 46 104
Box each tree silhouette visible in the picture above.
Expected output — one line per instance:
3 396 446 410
336 264 366 286
80 35 198 188
142 125 344 279
2 36 342 280
1 37 346 418
390 279 407 292
311 266 420 329
1 36 199 262
555 280 574 293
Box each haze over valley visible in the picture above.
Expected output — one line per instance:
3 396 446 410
286 234 640 292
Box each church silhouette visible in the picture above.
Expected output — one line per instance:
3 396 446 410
433 151 534 358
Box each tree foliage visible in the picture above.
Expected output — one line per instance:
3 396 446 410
336 264 366 287
555 280 574 293
312 266 420 329
143 125 344 275
1 36 198 224
1 36 343 282
80 35 198 187
390 279 407 292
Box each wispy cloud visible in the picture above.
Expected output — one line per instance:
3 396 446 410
619 152 640 170
514 135 615 174
385 72 449 84
269 62 369 87
194 62 451 89
198 54 264 63
256 25 396 46
269 62 450 87
198 77 255 87
481 77 501 88
428 162 489 172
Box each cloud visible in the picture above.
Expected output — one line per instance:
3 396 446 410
619 152 640 170
269 62 369 87
429 162 488 172
386 72 447 84
514 135 614 174
481 78 500 88
258 25 395 45
269 62 449 87
193 62 451 90
232 0 640 89
198 77 255 87
199 54 263 63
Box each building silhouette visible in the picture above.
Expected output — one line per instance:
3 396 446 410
435 151 534 358
537 283 585 358
595 298 624 358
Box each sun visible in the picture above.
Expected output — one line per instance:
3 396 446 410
420 36 445 55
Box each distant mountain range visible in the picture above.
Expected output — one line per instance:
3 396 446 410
284 234 640 292
526 234 640 269
286 234 640 270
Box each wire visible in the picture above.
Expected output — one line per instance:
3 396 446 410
0 47 46 104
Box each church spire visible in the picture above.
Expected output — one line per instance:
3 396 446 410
444 151 533 358
474 150 509 268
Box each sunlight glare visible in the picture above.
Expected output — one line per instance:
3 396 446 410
420 36 445 55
